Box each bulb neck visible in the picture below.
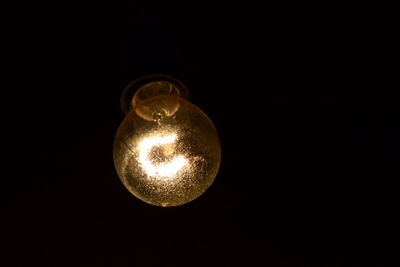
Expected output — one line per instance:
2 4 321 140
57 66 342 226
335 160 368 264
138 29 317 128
121 75 189 114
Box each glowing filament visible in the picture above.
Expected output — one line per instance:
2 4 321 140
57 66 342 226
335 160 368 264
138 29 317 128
138 133 188 179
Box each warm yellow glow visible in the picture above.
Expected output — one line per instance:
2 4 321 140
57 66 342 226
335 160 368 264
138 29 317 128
137 133 188 179
114 90 221 207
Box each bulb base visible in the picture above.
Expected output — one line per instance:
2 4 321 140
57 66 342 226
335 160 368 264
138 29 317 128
121 74 189 114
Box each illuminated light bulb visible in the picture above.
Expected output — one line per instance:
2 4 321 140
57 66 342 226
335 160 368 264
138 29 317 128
113 75 221 207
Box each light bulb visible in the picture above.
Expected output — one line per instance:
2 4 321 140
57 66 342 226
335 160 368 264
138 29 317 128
113 75 221 207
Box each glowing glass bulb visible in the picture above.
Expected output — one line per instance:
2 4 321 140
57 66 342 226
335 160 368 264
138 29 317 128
113 75 221 207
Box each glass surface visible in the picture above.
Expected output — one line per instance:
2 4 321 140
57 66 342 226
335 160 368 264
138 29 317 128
113 95 221 207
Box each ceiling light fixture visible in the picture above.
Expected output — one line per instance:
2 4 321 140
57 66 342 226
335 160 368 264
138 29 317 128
113 75 221 207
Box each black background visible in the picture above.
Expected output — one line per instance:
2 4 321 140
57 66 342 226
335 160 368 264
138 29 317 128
2 2 396 266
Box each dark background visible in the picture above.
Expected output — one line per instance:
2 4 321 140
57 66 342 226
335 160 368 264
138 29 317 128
2 2 395 266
